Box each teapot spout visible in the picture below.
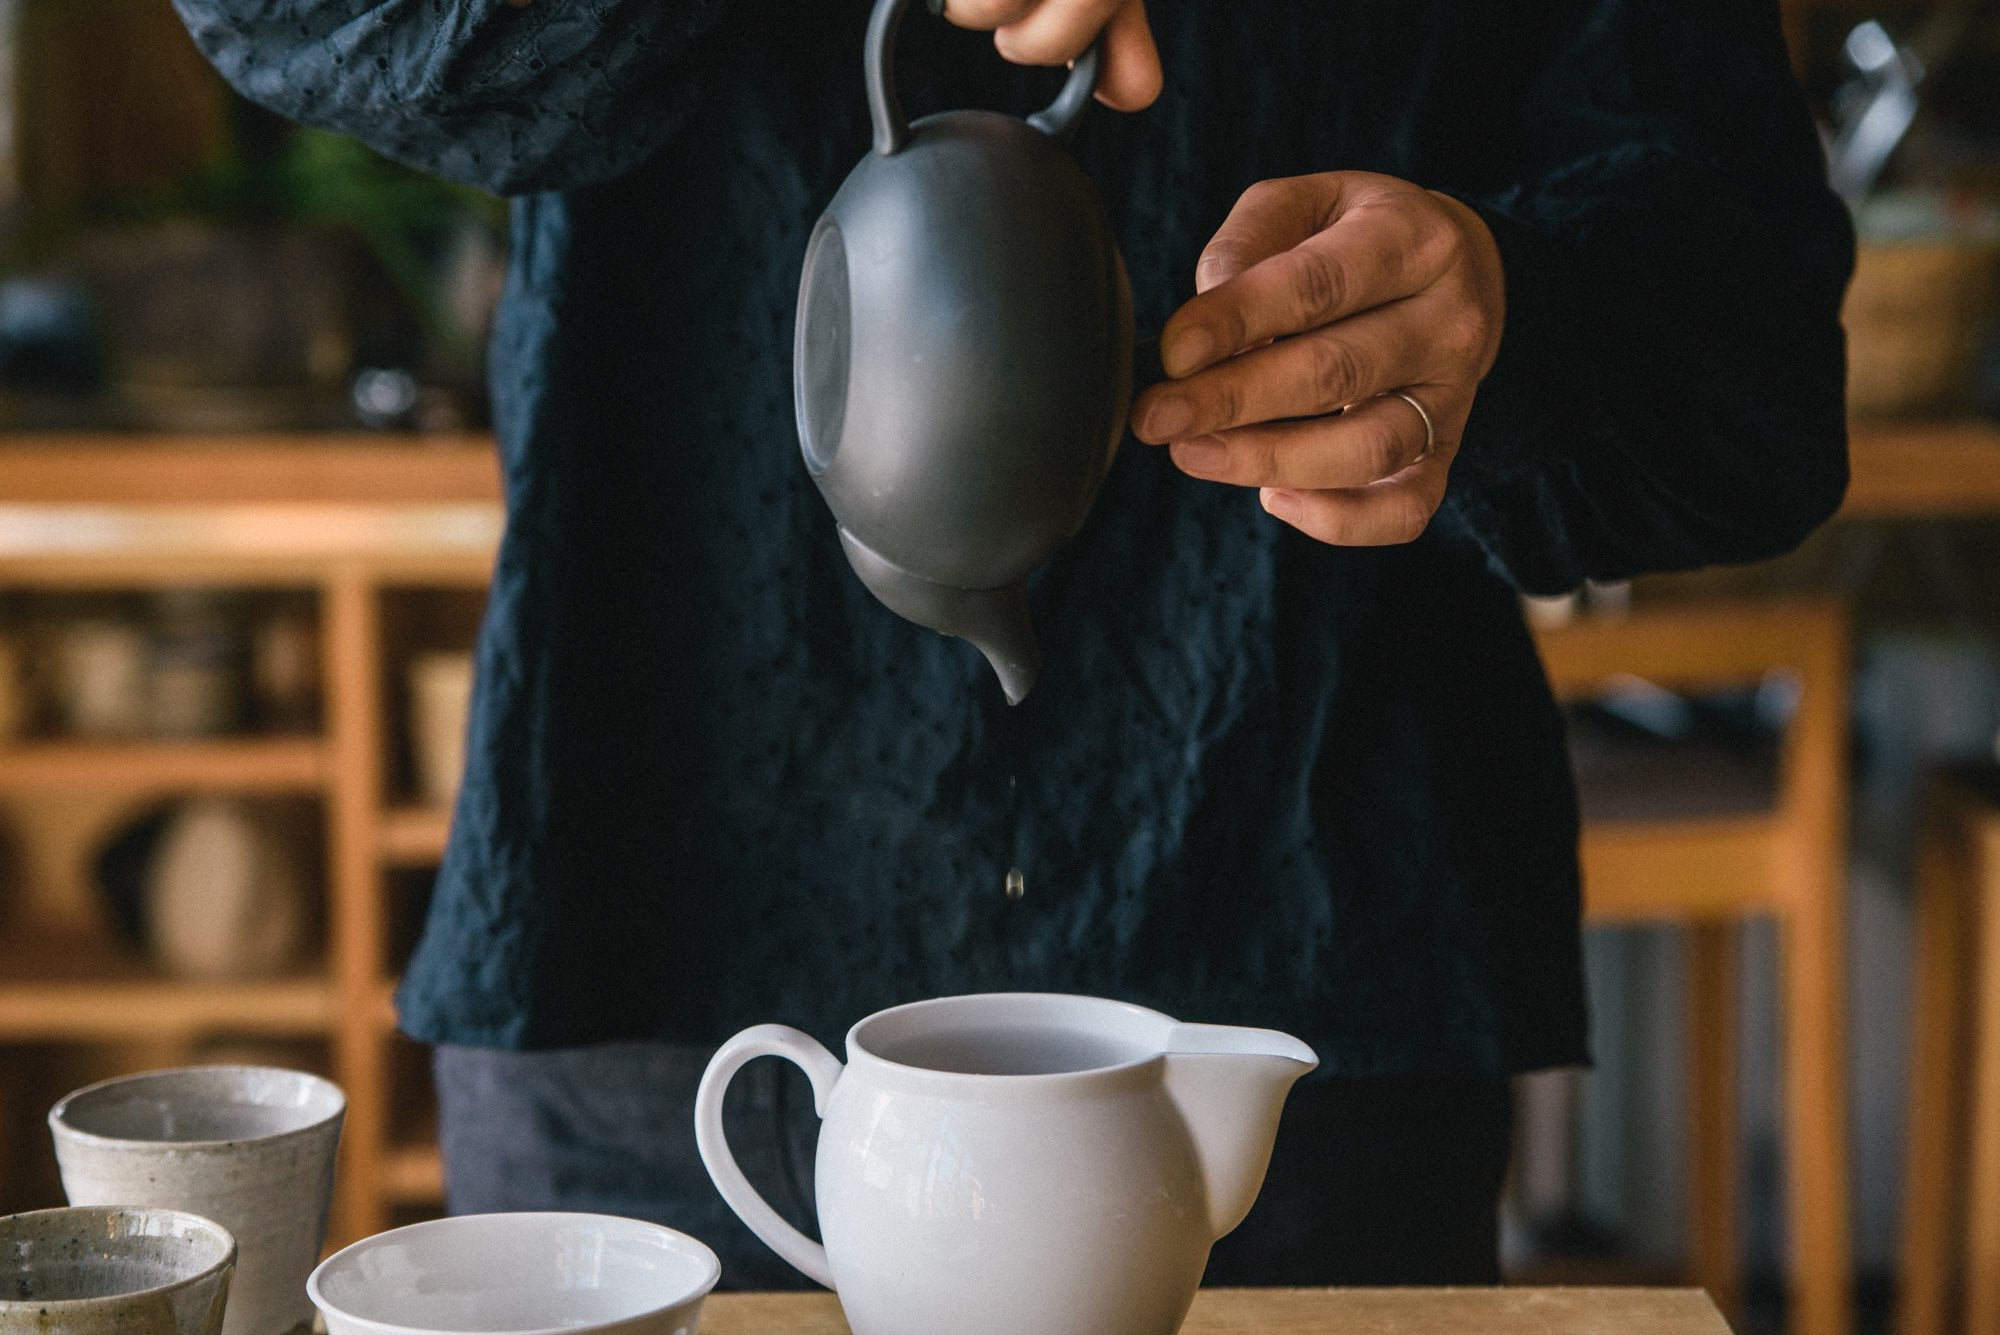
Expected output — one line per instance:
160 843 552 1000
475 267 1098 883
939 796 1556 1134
1161 1024 1318 1241
837 528 1042 703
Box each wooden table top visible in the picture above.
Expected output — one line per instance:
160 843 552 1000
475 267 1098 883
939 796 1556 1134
699 1288 1732 1335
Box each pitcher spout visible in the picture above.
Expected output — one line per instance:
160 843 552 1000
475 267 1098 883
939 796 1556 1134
837 528 1042 703
1160 1023 1318 1241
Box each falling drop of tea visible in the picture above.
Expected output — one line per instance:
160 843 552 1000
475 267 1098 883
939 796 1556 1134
1004 867 1025 901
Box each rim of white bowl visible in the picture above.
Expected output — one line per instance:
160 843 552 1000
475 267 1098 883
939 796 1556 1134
0 1206 237 1312
48 1065 347 1151
306 1212 723 1335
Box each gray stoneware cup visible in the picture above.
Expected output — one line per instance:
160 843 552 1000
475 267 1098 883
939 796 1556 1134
0 1205 236 1335
49 1067 345 1335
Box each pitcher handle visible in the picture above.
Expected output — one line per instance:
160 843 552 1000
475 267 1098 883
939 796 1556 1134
694 1024 845 1289
866 0 1103 155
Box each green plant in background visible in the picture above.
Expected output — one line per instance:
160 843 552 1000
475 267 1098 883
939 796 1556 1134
182 127 508 375
1 0 509 412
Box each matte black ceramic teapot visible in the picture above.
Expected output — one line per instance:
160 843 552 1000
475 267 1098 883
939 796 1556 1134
795 0 1134 704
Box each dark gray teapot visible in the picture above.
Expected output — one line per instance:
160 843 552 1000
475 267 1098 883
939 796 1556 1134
795 0 1134 704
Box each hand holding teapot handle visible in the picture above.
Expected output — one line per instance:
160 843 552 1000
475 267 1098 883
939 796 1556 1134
935 0 1162 111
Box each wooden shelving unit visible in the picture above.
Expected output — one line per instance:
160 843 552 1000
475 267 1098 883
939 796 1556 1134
380 1143 447 1204
377 806 452 867
0 421 1992 1244
0 738 328 792
0 924 333 1040
0 435 500 1244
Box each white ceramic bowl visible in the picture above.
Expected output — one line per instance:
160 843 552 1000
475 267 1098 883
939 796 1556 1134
307 1214 721 1335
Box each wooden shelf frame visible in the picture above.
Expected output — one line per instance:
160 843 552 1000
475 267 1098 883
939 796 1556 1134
380 1143 446 1204
1843 419 2000 519
0 437 497 1239
0 738 327 792
379 806 453 867
0 925 334 1040
0 418 1993 1243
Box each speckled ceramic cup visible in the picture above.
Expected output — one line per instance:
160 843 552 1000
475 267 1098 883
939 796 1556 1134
49 1068 344 1335
0 1206 236 1335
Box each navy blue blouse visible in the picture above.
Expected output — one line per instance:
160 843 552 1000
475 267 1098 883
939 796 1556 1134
175 0 1852 1075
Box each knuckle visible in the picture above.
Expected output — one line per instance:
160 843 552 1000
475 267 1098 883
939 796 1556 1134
1432 303 1480 361
1211 378 1246 431
1305 336 1364 406
1247 433 1286 485
1419 216 1466 276
1437 306 1489 363
1239 177 1293 215
1433 205 1467 249
1289 252 1344 321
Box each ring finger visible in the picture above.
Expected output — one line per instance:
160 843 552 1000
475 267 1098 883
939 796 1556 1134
1134 301 1438 443
1167 391 1445 490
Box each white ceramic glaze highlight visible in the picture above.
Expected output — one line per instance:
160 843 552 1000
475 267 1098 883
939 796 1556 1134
307 1213 721 1335
696 992 1317 1335
0 1206 236 1335
49 1067 344 1335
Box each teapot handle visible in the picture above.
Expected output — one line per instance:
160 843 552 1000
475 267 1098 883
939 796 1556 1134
694 1024 845 1289
866 0 1103 155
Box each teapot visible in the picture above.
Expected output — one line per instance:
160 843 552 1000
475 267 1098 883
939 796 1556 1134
794 0 1134 704
695 993 1316 1335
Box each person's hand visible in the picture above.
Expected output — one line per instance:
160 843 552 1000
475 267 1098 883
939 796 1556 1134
1132 172 1505 546
937 0 1161 111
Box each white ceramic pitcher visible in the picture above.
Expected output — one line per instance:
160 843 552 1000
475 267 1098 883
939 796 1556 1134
695 993 1316 1335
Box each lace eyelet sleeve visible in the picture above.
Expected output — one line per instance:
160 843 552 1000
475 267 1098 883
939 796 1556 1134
172 0 730 195
1435 0 1854 594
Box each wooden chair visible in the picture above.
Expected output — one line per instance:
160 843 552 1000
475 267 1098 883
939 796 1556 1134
1533 599 1853 1335
1900 765 2000 1335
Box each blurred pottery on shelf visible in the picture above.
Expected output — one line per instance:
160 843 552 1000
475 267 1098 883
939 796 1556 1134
251 603 320 733
0 633 26 740
147 589 248 738
409 652 474 810
49 617 150 738
143 798 310 980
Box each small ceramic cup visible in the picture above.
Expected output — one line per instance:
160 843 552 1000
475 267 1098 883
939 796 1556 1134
0 1206 236 1335
49 1067 344 1335
308 1213 721 1335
